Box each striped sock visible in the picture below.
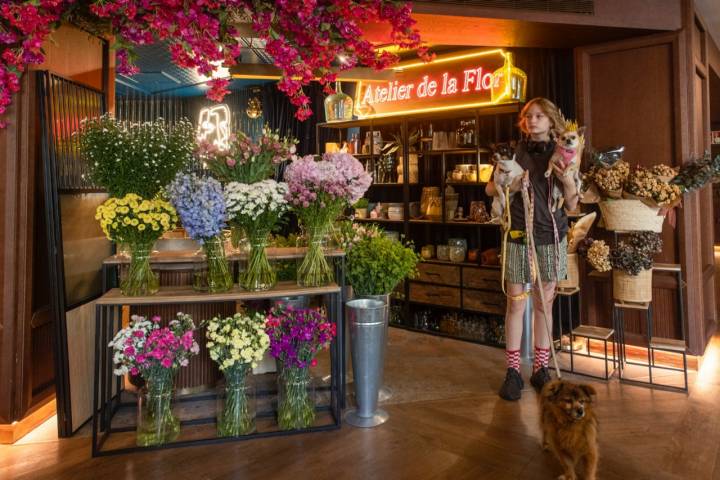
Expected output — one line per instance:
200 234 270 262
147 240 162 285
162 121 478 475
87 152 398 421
534 347 550 371
506 349 520 372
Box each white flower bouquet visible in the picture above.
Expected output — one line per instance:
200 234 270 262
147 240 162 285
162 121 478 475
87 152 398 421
225 179 289 290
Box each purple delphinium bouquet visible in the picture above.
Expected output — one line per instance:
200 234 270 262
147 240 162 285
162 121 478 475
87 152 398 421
167 172 233 292
265 305 336 429
284 153 371 287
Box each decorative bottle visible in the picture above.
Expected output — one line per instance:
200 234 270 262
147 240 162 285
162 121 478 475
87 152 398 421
324 81 354 122
491 53 527 103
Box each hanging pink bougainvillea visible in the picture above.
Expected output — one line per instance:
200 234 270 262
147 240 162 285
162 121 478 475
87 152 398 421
0 1 430 128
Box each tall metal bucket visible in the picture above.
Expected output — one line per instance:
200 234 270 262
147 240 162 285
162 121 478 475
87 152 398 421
356 294 392 401
344 299 389 427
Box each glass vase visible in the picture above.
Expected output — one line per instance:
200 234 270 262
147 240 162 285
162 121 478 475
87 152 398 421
240 229 276 291
296 225 334 287
194 236 233 293
217 365 255 437
277 366 315 430
136 371 180 446
121 241 159 296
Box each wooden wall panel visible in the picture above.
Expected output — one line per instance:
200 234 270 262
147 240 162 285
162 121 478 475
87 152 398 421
66 302 96 432
576 33 691 349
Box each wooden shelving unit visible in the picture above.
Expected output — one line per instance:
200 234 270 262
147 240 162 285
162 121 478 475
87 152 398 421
317 105 520 347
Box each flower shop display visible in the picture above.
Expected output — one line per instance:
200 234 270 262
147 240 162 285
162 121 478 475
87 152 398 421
346 235 420 296
583 240 612 273
1 1 429 128
671 152 720 193
201 127 298 184
265 306 336 430
79 114 195 198
109 313 199 446
206 312 270 437
95 194 178 296
167 173 233 293
225 179 289 291
624 166 682 207
284 153 372 287
331 219 383 253
609 231 662 303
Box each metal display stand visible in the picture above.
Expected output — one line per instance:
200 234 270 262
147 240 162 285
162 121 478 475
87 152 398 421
92 250 346 456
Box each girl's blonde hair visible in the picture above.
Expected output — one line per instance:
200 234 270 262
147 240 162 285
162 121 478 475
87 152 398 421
517 97 565 139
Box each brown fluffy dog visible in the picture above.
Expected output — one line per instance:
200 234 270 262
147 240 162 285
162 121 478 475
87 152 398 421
540 380 598 480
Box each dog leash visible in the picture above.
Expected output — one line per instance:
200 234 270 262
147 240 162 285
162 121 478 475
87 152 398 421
522 171 562 379
500 185 531 301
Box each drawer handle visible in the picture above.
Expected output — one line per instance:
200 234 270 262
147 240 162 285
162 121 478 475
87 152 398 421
426 272 443 277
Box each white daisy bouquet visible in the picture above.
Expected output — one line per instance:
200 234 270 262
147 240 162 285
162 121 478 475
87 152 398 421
225 179 289 290
206 312 270 436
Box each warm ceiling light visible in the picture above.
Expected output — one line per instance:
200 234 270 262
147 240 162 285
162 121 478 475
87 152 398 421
246 87 262 119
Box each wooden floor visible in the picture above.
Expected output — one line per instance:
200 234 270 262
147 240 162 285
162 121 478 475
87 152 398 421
1 251 719 479
1 325 719 480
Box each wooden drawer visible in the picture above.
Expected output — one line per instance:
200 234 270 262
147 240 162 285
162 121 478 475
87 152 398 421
409 283 461 308
462 267 502 291
416 263 460 286
463 289 506 315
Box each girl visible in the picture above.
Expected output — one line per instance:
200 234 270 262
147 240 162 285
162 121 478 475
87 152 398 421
486 97 579 401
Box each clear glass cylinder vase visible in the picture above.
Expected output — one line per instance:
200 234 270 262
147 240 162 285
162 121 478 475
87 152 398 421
217 366 256 437
121 241 159 296
296 225 334 287
136 372 180 446
193 236 233 293
239 230 276 291
277 366 315 430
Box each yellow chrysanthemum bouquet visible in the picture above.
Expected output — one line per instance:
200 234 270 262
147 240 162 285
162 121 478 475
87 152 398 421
206 312 270 436
96 194 178 296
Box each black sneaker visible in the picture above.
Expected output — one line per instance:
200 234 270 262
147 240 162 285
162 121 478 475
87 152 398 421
530 367 552 392
499 368 524 401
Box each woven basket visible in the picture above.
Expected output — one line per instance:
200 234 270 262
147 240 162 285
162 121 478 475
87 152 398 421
558 253 579 289
613 268 653 303
598 199 665 232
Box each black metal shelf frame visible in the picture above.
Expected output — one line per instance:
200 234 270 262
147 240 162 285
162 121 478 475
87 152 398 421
93 260 346 456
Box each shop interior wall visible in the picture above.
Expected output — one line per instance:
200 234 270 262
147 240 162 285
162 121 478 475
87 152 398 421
576 33 686 350
0 24 112 434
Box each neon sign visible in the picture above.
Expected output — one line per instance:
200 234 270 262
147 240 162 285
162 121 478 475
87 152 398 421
354 49 526 119
197 104 231 150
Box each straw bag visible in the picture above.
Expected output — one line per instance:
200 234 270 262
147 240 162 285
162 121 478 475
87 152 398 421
613 268 653 304
598 199 665 232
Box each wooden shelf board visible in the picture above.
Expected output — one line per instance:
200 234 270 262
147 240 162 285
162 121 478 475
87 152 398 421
104 247 345 265
355 218 404 223
445 181 489 186
96 282 341 305
420 259 500 269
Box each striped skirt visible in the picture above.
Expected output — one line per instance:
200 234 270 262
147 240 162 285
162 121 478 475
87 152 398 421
504 237 568 284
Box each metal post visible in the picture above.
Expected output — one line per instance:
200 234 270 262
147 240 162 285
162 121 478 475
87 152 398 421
520 284 533 366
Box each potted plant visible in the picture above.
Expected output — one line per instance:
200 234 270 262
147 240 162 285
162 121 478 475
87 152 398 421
346 235 421 301
353 198 369 219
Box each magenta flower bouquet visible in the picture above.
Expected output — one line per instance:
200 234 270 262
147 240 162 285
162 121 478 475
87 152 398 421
266 306 336 429
284 153 371 286
109 313 199 446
